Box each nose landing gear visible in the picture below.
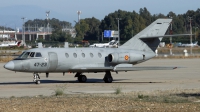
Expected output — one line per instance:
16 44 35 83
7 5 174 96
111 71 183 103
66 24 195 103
33 73 40 84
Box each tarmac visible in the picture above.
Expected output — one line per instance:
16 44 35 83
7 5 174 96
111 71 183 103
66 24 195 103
0 58 199 98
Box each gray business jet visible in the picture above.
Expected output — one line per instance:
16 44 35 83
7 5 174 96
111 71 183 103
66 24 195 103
4 18 179 84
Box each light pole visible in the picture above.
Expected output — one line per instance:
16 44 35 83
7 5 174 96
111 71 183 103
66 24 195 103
109 25 112 41
188 16 193 55
169 20 173 55
77 11 81 24
46 11 50 33
21 17 26 46
169 16 173 44
116 18 121 46
170 22 172 44
195 27 198 40
3 24 6 40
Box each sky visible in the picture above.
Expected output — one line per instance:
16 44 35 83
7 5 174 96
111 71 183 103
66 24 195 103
0 0 199 28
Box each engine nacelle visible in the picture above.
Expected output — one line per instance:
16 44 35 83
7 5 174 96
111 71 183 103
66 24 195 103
108 52 144 64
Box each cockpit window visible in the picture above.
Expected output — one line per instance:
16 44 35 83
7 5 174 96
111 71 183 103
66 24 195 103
29 52 35 57
18 52 25 58
18 52 41 59
19 52 30 58
35 52 42 57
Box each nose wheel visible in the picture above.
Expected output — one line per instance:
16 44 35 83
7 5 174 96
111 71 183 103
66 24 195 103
33 73 40 84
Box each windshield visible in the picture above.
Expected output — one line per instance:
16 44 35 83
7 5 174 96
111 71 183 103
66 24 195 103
19 52 30 58
18 52 42 58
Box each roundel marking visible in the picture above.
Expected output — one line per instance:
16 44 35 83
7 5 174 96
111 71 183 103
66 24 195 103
124 55 129 60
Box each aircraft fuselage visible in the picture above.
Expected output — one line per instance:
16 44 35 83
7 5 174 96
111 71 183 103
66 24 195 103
5 47 155 73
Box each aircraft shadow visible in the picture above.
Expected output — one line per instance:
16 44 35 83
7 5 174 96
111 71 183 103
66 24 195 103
0 81 34 85
0 79 162 85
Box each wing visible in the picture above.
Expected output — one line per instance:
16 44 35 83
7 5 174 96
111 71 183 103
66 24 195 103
114 66 178 71
69 66 178 72
69 67 113 72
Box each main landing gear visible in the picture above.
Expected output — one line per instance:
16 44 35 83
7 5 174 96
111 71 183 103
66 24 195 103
75 71 113 83
103 71 113 83
33 73 40 84
75 72 87 82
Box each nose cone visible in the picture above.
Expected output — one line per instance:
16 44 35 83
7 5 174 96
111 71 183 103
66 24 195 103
4 61 14 70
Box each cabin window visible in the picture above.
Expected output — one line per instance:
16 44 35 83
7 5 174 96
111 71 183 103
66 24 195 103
35 52 42 57
65 53 69 58
98 53 102 58
90 53 93 58
73 53 77 58
82 53 85 58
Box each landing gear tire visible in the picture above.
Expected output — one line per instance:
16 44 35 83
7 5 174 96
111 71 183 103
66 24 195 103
103 77 113 83
78 75 87 83
33 73 40 84
35 80 40 84
103 71 113 83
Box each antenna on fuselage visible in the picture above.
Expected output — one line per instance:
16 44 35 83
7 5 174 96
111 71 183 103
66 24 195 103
38 43 43 48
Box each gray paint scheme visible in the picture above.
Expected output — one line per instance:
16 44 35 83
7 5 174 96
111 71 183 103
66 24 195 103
4 19 175 83
48 52 58 71
120 19 172 52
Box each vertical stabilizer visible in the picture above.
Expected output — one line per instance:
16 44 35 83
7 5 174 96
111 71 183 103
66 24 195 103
120 18 172 52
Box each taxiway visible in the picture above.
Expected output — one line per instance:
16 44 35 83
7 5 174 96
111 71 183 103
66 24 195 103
0 59 199 98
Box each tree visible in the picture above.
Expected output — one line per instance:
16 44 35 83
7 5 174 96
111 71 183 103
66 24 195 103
83 17 101 40
50 21 72 42
74 20 89 42
139 7 152 25
23 8 200 45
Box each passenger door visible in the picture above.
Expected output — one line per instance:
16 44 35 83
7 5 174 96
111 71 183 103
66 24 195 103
48 52 58 71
